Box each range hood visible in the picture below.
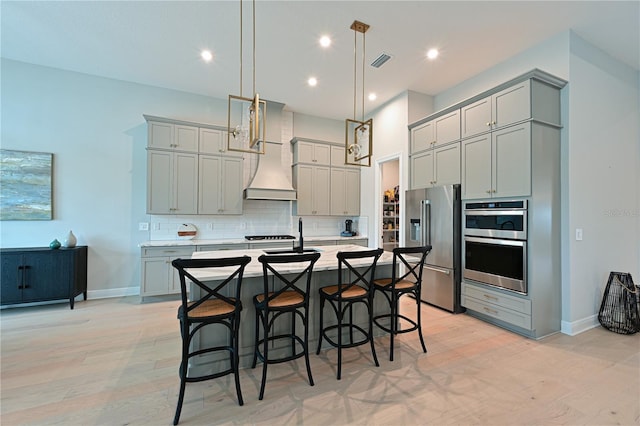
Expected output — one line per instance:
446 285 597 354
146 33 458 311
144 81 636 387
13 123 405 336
244 141 297 201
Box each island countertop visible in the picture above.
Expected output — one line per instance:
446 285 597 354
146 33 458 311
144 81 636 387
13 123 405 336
190 244 394 280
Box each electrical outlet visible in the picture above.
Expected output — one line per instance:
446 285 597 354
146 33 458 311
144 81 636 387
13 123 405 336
575 228 583 241
153 223 160 231
138 222 149 231
206 223 213 230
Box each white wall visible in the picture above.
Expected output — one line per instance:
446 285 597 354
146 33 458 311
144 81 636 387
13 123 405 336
563 32 640 332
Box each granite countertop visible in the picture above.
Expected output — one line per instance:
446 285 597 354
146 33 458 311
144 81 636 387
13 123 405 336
139 235 368 248
189 244 393 280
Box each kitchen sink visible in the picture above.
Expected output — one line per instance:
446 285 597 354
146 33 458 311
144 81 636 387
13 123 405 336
262 248 322 255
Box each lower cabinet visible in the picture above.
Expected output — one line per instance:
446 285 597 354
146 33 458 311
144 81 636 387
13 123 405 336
0 246 88 309
140 246 194 296
461 281 532 331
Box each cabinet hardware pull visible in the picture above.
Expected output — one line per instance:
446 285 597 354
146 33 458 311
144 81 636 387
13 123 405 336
483 307 499 315
492 189 497 193
486 190 491 193
492 121 496 125
484 294 498 301
486 122 491 126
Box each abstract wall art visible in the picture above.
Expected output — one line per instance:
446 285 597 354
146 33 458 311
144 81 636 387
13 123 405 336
0 149 53 220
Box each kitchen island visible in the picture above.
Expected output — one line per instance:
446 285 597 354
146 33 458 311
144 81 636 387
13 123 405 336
186 244 394 375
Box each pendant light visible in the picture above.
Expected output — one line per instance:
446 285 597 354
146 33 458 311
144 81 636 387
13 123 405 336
227 0 266 154
345 20 373 167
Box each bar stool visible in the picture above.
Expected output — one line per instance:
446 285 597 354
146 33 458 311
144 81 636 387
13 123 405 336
372 246 431 361
316 248 383 379
171 256 251 425
252 252 320 400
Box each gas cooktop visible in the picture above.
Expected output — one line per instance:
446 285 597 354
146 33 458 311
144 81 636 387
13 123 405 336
244 235 296 241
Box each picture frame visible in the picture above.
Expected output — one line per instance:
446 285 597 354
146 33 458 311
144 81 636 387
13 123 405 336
0 149 53 220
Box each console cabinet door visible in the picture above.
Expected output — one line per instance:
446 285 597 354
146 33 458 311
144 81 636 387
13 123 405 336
0 253 23 304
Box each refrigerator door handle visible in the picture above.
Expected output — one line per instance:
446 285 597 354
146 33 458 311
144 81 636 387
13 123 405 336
421 200 431 246
424 265 451 275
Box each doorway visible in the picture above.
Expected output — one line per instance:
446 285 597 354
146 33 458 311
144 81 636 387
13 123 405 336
379 158 400 252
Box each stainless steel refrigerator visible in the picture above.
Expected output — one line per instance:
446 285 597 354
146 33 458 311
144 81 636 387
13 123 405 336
405 184 463 313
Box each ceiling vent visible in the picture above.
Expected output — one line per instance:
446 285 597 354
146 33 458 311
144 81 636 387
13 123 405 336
371 52 393 68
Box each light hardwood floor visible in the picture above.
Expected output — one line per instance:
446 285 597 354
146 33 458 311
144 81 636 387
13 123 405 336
1 296 639 425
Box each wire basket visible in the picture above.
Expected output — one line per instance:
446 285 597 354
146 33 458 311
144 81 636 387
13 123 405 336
598 272 639 335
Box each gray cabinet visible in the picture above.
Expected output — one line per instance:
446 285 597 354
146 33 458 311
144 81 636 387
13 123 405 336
147 150 198 214
411 110 460 152
330 167 360 216
292 164 330 216
293 140 331 165
411 142 461 189
141 246 194 296
462 122 531 199
147 120 199 152
198 155 243 215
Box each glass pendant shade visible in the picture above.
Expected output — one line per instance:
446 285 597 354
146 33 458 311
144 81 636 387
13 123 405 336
227 94 266 154
345 118 372 166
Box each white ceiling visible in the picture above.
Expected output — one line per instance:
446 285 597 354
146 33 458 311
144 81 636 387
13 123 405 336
2 1 638 121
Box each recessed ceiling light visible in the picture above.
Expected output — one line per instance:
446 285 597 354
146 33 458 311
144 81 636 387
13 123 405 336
426 48 439 60
308 77 318 87
319 36 331 48
201 50 213 62
368 93 377 101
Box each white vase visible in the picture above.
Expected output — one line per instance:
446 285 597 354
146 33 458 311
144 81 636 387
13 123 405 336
63 230 77 248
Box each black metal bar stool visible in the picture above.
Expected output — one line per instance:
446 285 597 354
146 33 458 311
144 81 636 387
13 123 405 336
171 256 251 425
373 245 431 361
252 252 320 400
316 248 383 379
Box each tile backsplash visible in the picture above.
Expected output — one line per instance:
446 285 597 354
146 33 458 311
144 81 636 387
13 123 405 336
148 199 366 241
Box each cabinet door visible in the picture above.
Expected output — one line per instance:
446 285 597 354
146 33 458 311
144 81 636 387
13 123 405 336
221 157 243 214
174 125 199 152
434 110 461 147
330 168 347 215
147 150 172 214
147 121 174 150
22 251 70 302
313 166 331 215
461 134 492 199
331 146 348 167
173 152 198 214
0 253 23 304
198 155 222 214
493 80 530 129
411 121 434 153
344 169 360 215
296 141 315 164
199 128 224 154
293 165 313 215
141 257 170 296
493 123 531 198
461 97 492 139
410 150 434 189
433 142 461 186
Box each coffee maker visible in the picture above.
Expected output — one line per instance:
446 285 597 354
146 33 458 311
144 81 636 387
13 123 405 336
341 219 356 237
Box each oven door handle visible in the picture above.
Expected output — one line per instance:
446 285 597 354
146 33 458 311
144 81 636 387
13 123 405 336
464 236 526 247
424 265 450 275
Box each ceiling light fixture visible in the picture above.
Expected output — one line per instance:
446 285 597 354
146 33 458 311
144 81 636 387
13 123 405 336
201 50 213 63
308 77 318 87
227 0 266 155
344 20 373 167
427 48 439 60
319 35 331 48
368 93 377 101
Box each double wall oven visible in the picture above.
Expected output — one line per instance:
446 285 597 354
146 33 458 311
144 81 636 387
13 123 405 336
463 200 528 294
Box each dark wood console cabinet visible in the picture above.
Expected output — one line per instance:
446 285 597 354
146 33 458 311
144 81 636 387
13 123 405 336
1 246 87 309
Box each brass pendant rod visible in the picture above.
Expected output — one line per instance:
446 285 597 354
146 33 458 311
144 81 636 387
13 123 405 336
361 31 366 122
239 0 243 97
252 0 256 96
353 28 357 121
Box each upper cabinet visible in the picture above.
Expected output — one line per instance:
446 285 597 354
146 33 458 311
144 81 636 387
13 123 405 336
144 115 245 215
411 142 461 189
411 110 461 153
293 140 331 165
461 79 561 139
147 121 199 152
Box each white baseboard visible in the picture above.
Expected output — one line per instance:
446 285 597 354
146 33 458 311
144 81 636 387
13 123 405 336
88 287 140 300
561 314 600 336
